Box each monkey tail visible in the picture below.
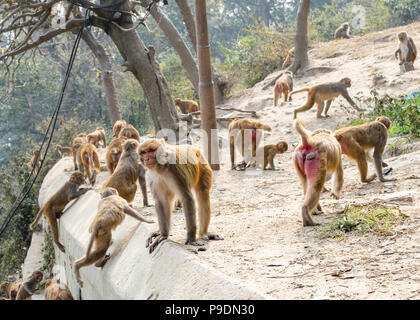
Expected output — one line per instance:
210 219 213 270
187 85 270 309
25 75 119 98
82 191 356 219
29 206 45 231
293 119 311 146
289 87 310 99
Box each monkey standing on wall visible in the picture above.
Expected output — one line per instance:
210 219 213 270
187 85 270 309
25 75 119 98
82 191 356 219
289 78 365 119
273 71 294 105
334 23 352 40
395 32 417 67
30 172 90 252
44 279 73 300
72 133 87 171
293 119 344 226
87 127 107 148
174 98 200 114
15 271 43 300
106 136 128 174
139 139 223 253
113 119 127 138
119 124 140 142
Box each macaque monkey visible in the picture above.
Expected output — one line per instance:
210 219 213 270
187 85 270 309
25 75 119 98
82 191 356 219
72 133 87 170
0 281 20 300
139 139 222 253
228 118 272 170
113 119 127 138
395 32 417 66
334 116 395 183
87 127 107 148
262 141 288 170
334 23 352 40
102 139 149 206
44 279 73 300
282 47 295 69
273 71 294 105
30 172 90 252
293 119 343 226
77 142 100 186
174 98 200 114
27 149 42 173
15 271 43 300
119 124 140 142
56 145 72 158
106 136 128 174
75 187 154 287
289 78 364 119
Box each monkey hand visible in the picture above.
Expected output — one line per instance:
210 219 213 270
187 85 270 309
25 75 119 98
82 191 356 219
147 234 168 254
56 243 65 253
146 231 160 248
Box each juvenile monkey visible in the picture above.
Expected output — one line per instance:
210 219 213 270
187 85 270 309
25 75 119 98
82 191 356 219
44 279 73 300
106 136 128 174
282 47 295 69
87 127 107 148
289 78 364 119
395 32 417 66
30 172 90 252
72 133 87 170
119 124 140 142
262 141 288 170
228 118 272 170
174 98 200 114
334 22 351 40
15 271 43 300
113 119 127 138
139 139 222 253
334 116 395 183
0 281 20 300
273 71 294 105
75 187 153 287
77 142 100 186
56 145 72 158
27 149 42 173
102 139 149 206
293 119 343 226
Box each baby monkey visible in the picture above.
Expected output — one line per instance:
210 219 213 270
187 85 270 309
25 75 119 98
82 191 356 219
262 141 288 170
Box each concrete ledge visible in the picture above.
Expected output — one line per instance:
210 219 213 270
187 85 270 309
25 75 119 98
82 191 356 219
38 155 267 300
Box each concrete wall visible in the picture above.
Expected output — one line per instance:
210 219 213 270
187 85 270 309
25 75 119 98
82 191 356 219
38 155 267 300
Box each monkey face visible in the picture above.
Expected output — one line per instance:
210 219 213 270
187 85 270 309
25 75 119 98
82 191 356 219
139 147 158 169
101 187 119 198
70 172 86 185
123 139 139 153
277 141 288 152
341 78 352 87
376 116 392 129
32 271 43 282
110 150 121 163
398 32 407 41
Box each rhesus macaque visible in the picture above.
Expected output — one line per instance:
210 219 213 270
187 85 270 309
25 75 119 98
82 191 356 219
27 149 42 173
0 281 20 300
72 133 87 170
87 127 107 148
262 141 288 170
56 145 72 158
289 78 364 119
273 71 294 105
15 271 43 300
282 47 295 69
395 32 417 66
139 139 222 253
334 23 352 40
293 119 343 226
44 279 73 300
228 118 272 170
106 136 128 174
174 98 200 114
74 187 153 287
113 119 127 138
30 172 90 252
77 142 100 186
334 116 395 183
102 139 149 206
119 124 140 142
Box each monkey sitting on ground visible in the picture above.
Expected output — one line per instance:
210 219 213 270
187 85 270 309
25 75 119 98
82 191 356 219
44 279 73 300
289 78 365 119
113 119 127 138
293 119 343 226
228 118 272 170
77 142 100 186
56 145 72 158
15 271 43 300
261 141 288 170
119 124 140 142
333 116 395 183
282 47 295 69
395 31 417 66
102 139 149 206
75 187 154 287
334 22 352 40
27 149 42 173
87 127 107 148
139 139 223 253
30 172 90 252
274 71 294 105
72 133 87 170
174 98 200 114
106 136 128 174
0 281 21 300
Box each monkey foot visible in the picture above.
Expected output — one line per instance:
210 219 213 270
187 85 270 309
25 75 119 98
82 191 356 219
202 233 224 241
77 279 84 288
185 239 206 247
146 231 160 247
57 243 65 253
148 235 167 254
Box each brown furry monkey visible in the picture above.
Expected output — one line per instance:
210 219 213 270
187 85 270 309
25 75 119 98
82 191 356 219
56 145 72 158
87 127 107 148
77 142 100 186
174 98 200 114
27 149 42 173
0 281 20 300
44 279 73 300
119 124 140 142
113 119 127 138
30 172 90 252
106 136 128 174
15 271 43 300
72 133 87 170
74 187 154 287
282 47 295 69
395 31 417 66
273 71 294 105
334 23 351 39
262 141 288 170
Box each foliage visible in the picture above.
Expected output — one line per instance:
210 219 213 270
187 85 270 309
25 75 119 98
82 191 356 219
383 0 420 26
40 233 55 280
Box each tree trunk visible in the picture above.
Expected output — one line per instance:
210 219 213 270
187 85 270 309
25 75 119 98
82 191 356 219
289 0 311 73
81 29 121 125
